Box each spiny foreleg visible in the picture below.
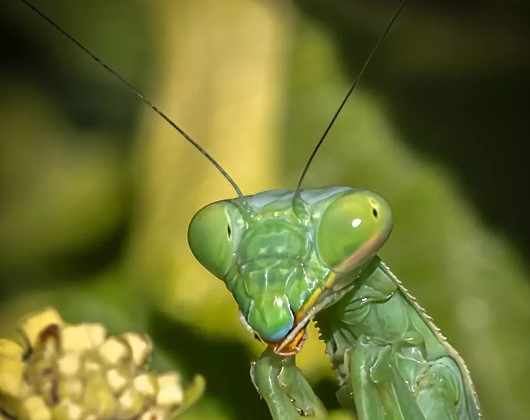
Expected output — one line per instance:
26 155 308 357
250 348 327 419
343 336 465 420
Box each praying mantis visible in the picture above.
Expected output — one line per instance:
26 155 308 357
16 0 481 418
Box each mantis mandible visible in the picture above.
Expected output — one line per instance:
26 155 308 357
19 0 481 418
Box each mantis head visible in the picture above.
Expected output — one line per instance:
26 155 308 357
187 188 393 354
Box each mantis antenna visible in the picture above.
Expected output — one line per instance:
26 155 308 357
18 0 244 198
295 0 407 194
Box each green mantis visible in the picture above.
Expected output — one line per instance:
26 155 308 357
18 0 482 418
188 187 481 419
186 3 481 418
186 1 481 417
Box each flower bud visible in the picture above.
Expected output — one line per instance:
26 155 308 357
0 308 204 419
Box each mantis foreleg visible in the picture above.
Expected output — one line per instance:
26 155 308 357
345 336 465 420
250 348 327 419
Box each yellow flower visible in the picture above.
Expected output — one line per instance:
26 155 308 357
0 308 204 420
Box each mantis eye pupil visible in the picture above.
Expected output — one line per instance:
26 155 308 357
372 208 379 218
227 224 232 238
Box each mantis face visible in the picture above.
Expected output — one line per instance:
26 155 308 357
188 187 393 354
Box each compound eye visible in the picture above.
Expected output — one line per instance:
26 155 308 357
317 191 392 271
187 202 238 279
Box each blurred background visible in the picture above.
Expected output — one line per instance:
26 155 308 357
1 0 529 418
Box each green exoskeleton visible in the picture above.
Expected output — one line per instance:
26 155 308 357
189 187 481 419
20 0 481 418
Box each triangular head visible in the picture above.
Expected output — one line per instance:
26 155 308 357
187 187 392 354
